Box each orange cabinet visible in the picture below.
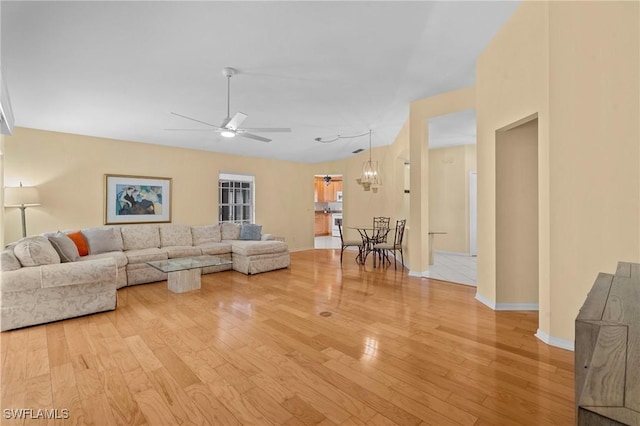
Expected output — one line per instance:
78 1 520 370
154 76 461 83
315 178 343 202
314 212 330 236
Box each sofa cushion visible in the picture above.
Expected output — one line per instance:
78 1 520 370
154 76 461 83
48 232 80 262
82 251 128 268
67 231 89 256
121 225 160 250
1 247 22 271
229 240 288 257
82 227 124 255
124 248 167 264
191 225 222 245
163 246 202 259
160 224 192 247
13 236 61 267
220 222 241 240
240 224 262 241
197 242 232 256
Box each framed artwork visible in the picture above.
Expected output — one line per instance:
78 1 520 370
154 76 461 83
104 174 172 224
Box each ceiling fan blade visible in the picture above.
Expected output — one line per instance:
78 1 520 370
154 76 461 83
240 128 291 133
237 132 271 143
170 112 221 128
225 112 248 130
164 128 215 131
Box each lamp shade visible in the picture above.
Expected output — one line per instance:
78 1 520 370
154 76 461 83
4 185 40 207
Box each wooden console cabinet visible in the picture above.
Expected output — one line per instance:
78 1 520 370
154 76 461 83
576 262 640 425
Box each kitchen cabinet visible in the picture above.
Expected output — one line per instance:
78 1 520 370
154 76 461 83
314 212 330 236
315 178 343 202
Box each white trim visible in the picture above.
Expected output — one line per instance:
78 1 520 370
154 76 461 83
475 293 496 309
535 329 574 351
434 249 474 257
409 269 430 278
474 294 538 311
495 303 539 311
218 173 256 223
219 172 255 182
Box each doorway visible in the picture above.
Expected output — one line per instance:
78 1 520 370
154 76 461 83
496 118 539 308
313 174 343 249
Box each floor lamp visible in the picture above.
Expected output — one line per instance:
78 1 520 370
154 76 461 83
4 182 41 238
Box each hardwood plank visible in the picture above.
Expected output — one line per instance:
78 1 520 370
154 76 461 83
242 386 295 425
103 369 147 426
184 383 240 426
281 394 326 425
146 367 206 425
123 335 163 373
132 388 178 426
152 346 201 389
207 378 269 425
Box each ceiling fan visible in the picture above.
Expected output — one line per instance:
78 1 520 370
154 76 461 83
167 67 291 142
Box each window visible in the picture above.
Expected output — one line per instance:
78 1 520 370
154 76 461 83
218 173 254 224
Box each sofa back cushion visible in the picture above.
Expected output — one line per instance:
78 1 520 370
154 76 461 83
1 246 22 271
220 222 241 240
121 225 160 250
48 232 80 262
13 236 61 267
160 224 192 247
191 225 222 245
82 227 124 254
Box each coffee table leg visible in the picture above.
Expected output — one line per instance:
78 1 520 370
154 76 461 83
168 268 202 293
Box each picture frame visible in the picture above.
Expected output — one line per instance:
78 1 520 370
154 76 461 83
104 174 172 224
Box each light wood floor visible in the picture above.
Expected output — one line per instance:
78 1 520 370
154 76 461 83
1 249 575 425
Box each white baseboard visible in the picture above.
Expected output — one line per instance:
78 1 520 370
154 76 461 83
475 293 496 309
474 294 538 311
495 303 539 311
477 294 573 351
434 250 474 257
409 269 430 278
535 329 574 351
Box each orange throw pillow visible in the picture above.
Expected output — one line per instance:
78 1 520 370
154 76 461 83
67 231 89 256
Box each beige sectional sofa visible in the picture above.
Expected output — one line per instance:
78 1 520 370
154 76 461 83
1 223 289 331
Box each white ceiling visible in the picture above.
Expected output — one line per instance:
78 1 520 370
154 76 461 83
1 1 519 163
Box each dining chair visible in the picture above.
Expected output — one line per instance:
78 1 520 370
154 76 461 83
338 223 363 265
373 219 406 269
372 216 391 243
371 216 391 266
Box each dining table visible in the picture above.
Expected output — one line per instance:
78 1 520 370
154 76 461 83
348 225 390 266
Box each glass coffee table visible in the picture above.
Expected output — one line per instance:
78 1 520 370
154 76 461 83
146 255 232 293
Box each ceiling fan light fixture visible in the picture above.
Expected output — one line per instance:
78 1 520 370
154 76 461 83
220 130 235 138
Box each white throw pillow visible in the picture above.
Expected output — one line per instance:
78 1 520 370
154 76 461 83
82 227 124 254
48 231 80 262
13 236 61 267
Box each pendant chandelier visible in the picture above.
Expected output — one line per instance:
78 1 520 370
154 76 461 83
356 130 382 192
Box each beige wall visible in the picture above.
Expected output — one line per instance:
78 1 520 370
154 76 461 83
3 127 316 251
4 125 413 256
477 1 640 344
547 1 640 342
496 119 538 305
429 144 476 254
